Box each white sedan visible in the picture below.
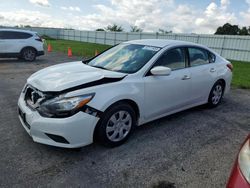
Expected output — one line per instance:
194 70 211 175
18 39 233 148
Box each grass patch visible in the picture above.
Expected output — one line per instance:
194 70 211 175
231 60 250 89
46 39 111 57
45 39 250 89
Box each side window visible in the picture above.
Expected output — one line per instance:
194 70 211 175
208 52 216 63
154 48 186 70
2 31 16 39
16 32 32 39
188 48 209 66
1 31 10 39
1 31 32 39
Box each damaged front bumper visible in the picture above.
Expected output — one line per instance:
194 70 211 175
18 92 99 148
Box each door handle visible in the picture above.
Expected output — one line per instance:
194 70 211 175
182 75 191 80
210 68 216 72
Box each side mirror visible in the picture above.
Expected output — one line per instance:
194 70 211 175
150 66 171 76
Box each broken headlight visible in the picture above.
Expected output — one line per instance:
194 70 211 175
37 93 95 118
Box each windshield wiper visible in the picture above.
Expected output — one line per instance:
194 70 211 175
82 57 93 64
90 65 109 70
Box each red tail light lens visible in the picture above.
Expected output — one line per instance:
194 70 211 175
35 38 43 42
35 34 43 42
227 63 233 72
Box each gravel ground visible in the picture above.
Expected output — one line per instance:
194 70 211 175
0 52 249 188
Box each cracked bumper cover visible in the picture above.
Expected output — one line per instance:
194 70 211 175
18 92 99 148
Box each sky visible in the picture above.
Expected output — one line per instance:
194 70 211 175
0 0 250 34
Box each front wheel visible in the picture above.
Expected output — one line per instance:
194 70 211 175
22 48 37 62
208 81 224 107
95 103 136 147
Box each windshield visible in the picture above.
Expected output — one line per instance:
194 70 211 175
87 44 161 73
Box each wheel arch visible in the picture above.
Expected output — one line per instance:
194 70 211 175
207 78 226 106
216 78 226 93
20 46 38 55
93 98 140 142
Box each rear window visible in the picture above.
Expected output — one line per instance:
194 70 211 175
208 52 216 63
0 31 32 39
188 47 209 67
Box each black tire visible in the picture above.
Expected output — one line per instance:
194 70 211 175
22 47 37 62
207 80 225 108
95 103 136 147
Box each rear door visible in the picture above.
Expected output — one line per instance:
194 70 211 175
1 31 18 53
187 47 217 103
1 31 32 53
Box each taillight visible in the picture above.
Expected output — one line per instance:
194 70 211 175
35 34 43 42
238 136 250 184
227 63 233 72
35 38 43 42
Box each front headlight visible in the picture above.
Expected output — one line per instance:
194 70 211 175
37 93 95 118
238 138 250 183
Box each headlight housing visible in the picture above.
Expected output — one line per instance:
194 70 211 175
37 93 95 118
238 138 250 184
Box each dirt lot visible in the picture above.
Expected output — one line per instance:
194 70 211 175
0 52 249 188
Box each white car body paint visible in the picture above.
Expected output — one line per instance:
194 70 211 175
18 39 232 148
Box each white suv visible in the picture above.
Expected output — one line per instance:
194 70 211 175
0 29 44 61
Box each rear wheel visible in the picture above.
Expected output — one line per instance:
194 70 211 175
208 81 224 107
96 103 136 147
22 48 36 62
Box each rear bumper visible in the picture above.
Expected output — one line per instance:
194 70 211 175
37 51 44 56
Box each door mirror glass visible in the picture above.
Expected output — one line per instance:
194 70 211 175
150 66 171 76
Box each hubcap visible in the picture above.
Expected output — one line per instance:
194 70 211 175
212 84 222 105
24 49 35 61
106 110 132 142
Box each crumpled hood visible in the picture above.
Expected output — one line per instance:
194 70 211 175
27 61 126 92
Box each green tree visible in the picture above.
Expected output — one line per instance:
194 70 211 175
130 25 143 32
96 28 105 31
105 24 124 32
215 23 240 35
157 28 172 34
239 27 249 35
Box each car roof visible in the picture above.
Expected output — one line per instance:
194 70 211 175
0 28 36 34
125 39 204 48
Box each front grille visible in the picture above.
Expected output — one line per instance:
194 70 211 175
24 86 44 109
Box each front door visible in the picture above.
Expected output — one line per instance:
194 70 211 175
143 47 192 120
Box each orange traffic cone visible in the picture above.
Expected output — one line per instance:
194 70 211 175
68 47 72 57
47 43 52 52
95 49 99 56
